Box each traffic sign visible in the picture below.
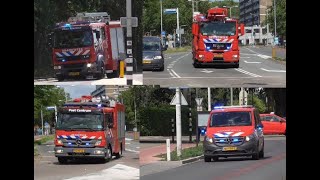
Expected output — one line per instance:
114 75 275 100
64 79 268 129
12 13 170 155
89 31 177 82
195 98 203 106
170 92 188 105
164 8 177 14
46 106 56 111
120 17 138 27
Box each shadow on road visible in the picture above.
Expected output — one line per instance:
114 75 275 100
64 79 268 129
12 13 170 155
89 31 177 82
212 156 272 162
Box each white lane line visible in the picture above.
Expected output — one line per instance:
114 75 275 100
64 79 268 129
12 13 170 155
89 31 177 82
235 68 262 77
244 60 261 64
260 68 286 73
126 149 139 153
245 47 259 54
201 69 213 73
64 164 139 180
257 54 272 59
170 69 181 78
167 69 175 77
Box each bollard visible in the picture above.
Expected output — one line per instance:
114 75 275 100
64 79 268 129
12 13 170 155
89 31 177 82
120 60 125 78
166 139 171 161
272 47 277 59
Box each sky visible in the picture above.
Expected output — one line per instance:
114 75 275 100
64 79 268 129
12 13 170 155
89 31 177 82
58 85 97 99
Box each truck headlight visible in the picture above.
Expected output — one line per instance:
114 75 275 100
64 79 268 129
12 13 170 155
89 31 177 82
154 56 162 59
94 150 104 154
205 136 213 143
245 134 255 142
54 66 61 70
87 63 92 68
56 149 63 153
95 140 102 146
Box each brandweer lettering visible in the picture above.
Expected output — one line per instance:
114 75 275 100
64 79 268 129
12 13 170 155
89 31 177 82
68 109 92 112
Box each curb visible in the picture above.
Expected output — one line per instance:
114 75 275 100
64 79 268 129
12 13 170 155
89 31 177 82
181 155 204 164
140 140 197 143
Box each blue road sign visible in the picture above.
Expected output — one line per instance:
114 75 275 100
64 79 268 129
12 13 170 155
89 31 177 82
164 8 177 14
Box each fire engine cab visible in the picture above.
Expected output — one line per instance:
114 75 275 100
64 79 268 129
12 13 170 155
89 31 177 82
54 95 125 164
203 105 264 162
49 12 126 81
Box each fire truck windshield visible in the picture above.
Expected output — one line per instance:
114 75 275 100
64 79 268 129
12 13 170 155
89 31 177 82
56 113 103 130
210 112 251 127
53 30 93 48
200 21 236 36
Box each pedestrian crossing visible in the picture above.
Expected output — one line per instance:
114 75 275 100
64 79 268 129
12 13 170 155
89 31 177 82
64 164 139 180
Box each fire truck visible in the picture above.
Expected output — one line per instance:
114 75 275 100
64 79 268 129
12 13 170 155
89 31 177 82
54 95 125 164
49 12 126 81
192 7 244 68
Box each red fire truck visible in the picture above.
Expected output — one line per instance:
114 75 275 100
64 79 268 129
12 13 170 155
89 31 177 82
54 95 125 164
49 12 126 81
192 8 244 68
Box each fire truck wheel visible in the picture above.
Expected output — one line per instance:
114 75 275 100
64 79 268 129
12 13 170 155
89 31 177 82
204 156 211 162
252 144 260 160
193 62 201 68
105 146 112 162
107 68 119 78
115 144 123 159
259 143 264 158
58 157 68 164
159 65 164 71
233 63 239 68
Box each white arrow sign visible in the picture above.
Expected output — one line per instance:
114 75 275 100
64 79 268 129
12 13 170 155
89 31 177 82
195 98 203 106
170 92 188 105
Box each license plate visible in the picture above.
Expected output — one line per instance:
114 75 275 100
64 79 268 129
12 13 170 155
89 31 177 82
73 149 85 153
222 147 237 151
143 60 151 64
69 72 80 76
215 54 223 58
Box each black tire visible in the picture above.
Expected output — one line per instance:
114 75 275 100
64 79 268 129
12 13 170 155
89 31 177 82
234 63 239 68
107 67 119 78
204 156 211 162
252 145 260 160
96 63 105 79
259 143 264 158
57 76 64 81
115 144 122 159
58 157 68 164
193 62 201 68
159 65 164 71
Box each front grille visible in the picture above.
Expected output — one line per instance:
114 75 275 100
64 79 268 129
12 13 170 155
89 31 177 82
62 139 96 148
63 64 84 69
214 136 244 146
206 43 231 51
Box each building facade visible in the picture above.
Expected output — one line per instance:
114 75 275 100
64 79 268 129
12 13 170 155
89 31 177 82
239 0 272 26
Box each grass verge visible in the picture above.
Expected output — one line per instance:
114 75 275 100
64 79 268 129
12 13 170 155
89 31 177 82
155 144 203 161
34 135 55 145
164 46 191 54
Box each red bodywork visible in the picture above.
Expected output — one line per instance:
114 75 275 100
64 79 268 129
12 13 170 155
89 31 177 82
192 8 244 67
54 95 125 161
260 114 286 135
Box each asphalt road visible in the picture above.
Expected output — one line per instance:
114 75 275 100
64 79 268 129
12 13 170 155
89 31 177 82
34 135 140 180
143 46 286 87
34 74 143 85
140 136 286 180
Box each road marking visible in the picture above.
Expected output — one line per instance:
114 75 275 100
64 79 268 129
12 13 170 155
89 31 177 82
167 69 175 77
245 47 259 54
48 151 55 153
201 69 213 73
170 69 181 78
240 53 256 55
64 164 139 180
260 68 286 73
125 138 133 141
235 68 262 77
126 149 139 153
244 60 261 64
257 54 271 59
125 143 131 145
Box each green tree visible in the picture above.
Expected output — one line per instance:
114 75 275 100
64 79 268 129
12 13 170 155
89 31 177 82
265 0 286 39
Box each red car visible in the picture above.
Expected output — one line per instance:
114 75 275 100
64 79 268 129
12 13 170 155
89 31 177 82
260 113 286 135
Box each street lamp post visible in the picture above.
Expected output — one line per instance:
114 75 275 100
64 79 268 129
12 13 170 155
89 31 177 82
160 0 163 45
273 0 277 38
223 6 238 18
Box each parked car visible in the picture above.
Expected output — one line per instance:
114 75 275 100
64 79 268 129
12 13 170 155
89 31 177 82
260 113 286 135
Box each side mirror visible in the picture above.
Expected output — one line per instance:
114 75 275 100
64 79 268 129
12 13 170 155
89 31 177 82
238 23 244 36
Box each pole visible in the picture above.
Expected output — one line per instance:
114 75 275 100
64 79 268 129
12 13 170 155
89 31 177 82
230 7 232 18
208 87 211 111
171 118 175 142
166 139 171 161
189 107 192 142
192 0 194 19
126 0 133 85
160 0 163 46
177 8 181 48
176 87 182 157
230 87 233 106
41 108 44 135
274 0 276 38
54 106 57 123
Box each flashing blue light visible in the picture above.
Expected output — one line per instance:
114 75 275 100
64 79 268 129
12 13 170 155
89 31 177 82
62 59 66 62
201 16 205 19
68 142 72 145
214 106 224 109
258 127 262 130
201 129 205 133
64 23 72 28
97 104 102 108
226 46 231 50
86 143 90 145
206 46 211 50
233 138 239 142
219 139 225 142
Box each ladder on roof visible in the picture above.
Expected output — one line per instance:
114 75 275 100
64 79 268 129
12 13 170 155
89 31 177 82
68 12 110 23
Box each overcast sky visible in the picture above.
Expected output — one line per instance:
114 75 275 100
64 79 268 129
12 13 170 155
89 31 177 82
58 85 97 99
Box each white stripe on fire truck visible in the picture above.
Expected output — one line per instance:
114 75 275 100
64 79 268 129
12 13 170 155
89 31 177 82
62 52 71 56
55 52 63 57
222 39 228 42
232 132 244 136
81 136 88 139
56 135 60 138
98 136 102 139
228 39 234 43
75 50 83 56
90 136 96 139
82 50 90 55
214 133 227 137
62 135 68 139
70 135 76 139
